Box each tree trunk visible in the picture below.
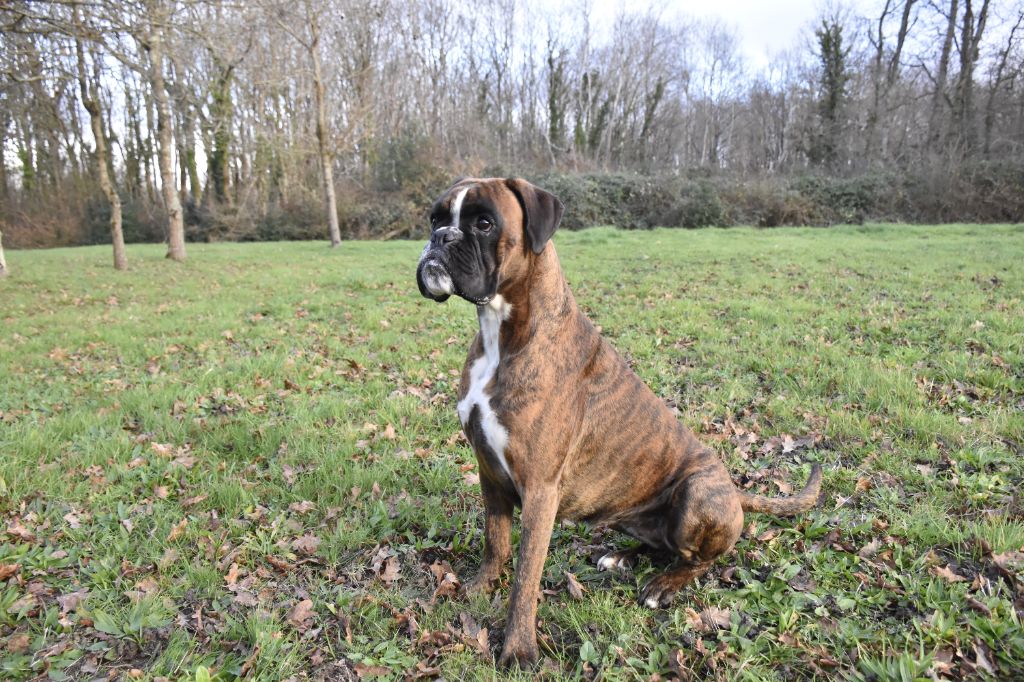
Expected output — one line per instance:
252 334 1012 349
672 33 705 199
929 0 959 147
983 13 1023 156
208 61 234 205
75 26 127 271
183 107 201 204
0 231 7 278
142 79 157 203
955 0 991 154
148 24 186 261
0 108 8 203
123 76 143 197
309 15 341 247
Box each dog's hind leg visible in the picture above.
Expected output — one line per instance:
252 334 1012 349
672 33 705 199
639 466 743 609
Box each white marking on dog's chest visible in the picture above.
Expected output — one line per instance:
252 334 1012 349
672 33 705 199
457 296 514 487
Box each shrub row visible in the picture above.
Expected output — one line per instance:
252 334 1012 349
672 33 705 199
7 162 1021 249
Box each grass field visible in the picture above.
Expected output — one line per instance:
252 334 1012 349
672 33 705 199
1 224 1022 681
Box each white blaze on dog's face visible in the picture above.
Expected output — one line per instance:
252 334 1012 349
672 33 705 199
416 182 504 305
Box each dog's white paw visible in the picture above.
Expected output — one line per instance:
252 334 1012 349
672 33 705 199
644 596 661 609
597 553 631 572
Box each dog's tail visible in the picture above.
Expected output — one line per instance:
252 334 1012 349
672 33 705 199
739 464 822 516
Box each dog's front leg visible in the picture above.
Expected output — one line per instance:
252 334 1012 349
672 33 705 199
464 476 513 596
498 485 559 668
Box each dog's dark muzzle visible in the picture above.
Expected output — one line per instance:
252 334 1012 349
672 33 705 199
430 226 461 249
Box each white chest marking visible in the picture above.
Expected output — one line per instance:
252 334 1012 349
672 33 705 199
457 296 514 486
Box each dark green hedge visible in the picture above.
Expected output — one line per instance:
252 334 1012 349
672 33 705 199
81 163 1023 245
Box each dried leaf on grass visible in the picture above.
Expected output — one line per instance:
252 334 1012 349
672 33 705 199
428 561 460 602
289 500 316 514
291 533 321 556
354 662 391 679
167 518 188 542
288 599 315 631
379 556 400 584
685 606 732 633
929 564 966 583
459 611 490 657
565 571 586 600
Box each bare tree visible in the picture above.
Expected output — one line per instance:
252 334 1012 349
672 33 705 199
143 1 187 261
2 0 1023 248
75 9 127 270
982 10 1024 155
271 0 341 247
954 0 992 152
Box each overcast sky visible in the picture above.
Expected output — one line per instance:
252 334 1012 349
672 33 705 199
582 0 846 69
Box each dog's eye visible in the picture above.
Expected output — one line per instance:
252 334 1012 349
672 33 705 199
476 216 493 232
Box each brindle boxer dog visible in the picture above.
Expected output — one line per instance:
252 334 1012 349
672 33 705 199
416 177 822 667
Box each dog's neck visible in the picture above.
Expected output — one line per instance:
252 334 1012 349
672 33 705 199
487 242 577 353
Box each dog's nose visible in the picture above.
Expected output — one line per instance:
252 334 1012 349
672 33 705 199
430 226 460 249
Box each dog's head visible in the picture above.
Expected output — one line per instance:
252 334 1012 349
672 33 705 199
416 178 563 305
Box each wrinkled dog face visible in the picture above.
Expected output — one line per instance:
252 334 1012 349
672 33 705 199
416 181 505 305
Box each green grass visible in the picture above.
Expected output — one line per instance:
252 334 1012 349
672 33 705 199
1 224 1022 681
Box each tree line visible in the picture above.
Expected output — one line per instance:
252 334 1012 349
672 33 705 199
1 0 1022 267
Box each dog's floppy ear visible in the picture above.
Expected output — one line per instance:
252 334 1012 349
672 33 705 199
505 178 564 254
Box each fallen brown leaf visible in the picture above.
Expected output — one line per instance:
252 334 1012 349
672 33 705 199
966 596 992 616
150 442 174 457
6 520 35 542
772 478 794 495
974 640 996 676
6 633 30 653
428 561 459 602
354 662 391 679
459 612 490 657
0 563 20 581
289 500 316 514
292 533 321 556
167 518 188 542
266 555 294 573
565 571 586 600
857 539 880 559
172 454 196 469
992 550 1024 572
157 548 179 571
929 564 966 583
288 599 315 631
787 569 817 593
699 606 731 631
685 606 731 632
224 563 241 586
379 555 400 584
668 648 691 680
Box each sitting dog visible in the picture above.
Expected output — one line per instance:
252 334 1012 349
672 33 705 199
416 177 822 667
